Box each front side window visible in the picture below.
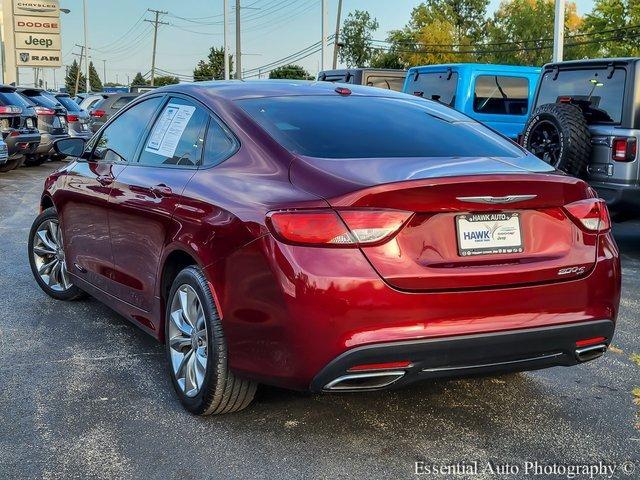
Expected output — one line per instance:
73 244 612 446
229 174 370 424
238 95 523 159
535 67 626 124
138 97 208 167
365 75 406 92
92 96 163 163
474 75 529 115
405 71 458 106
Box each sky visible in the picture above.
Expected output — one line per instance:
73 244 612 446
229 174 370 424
26 0 597 89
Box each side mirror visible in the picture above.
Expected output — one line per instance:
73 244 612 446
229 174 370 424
53 137 86 159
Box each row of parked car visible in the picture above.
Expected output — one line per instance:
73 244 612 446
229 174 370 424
319 58 640 221
0 87 140 173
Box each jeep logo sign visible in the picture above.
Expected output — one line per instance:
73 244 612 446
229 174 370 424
15 32 60 50
14 15 60 33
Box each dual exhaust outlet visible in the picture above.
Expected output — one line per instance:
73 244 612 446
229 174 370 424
323 344 608 391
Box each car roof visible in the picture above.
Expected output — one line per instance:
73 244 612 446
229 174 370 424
408 63 541 74
542 57 640 69
320 68 406 75
149 79 413 102
16 87 45 94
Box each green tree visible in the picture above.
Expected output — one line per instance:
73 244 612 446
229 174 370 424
417 0 489 44
339 10 379 67
268 64 313 79
193 46 233 81
88 61 103 92
486 0 585 66
64 59 86 95
370 51 404 69
583 0 640 57
154 75 180 86
131 72 149 86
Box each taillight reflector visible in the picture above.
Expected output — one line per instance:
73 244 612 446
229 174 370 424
90 109 105 118
564 198 611 232
612 137 636 162
348 361 412 372
576 336 606 347
267 209 412 247
0 105 22 114
67 114 79 122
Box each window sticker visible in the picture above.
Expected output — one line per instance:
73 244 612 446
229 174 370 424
145 103 196 158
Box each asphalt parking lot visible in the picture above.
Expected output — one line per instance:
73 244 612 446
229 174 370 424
1 162 639 480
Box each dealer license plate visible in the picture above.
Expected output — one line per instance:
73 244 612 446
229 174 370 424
456 212 523 256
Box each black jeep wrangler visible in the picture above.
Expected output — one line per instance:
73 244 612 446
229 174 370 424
522 58 640 221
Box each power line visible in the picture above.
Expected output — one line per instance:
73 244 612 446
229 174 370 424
145 9 169 86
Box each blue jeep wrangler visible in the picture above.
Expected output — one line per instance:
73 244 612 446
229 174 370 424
403 63 541 139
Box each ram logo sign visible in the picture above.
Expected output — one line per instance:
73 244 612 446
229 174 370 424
16 49 60 67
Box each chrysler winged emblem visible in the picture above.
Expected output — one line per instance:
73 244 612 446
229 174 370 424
456 195 537 204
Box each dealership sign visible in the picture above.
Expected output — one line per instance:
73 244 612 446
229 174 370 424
16 49 61 67
13 0 59 17
14 15 60 33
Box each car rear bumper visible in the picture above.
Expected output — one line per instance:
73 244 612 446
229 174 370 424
589 181 640 218
310 319 614 392
3 132 41 158
211 232 621 391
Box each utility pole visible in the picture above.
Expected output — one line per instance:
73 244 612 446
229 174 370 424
223 0 229 80
235 0 241 79
73 45 85 96
321 0 328 71
332 0 343 69
83 0 90 92
552 0 565 62
145 9 169 86
102 59 107 84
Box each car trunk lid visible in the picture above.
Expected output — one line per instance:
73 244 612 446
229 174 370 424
290 156 599 291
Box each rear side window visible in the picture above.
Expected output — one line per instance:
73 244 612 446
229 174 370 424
238 95 523 159
365 75 406 92
474 75 529 115
535 67 626 124
138 97 208 167
92 96 163 163
405 71 458 106
202 118 238 167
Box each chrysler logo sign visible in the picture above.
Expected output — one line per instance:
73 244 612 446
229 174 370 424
13 1 60 18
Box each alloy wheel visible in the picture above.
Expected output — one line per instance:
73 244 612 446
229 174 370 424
168 284 208 397
32 219 72 292
527 120 562 167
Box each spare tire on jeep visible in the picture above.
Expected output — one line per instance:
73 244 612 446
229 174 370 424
521 103 591 177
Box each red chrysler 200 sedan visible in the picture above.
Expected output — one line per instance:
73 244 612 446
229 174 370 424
28 81 621 415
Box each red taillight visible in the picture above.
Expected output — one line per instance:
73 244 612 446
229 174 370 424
576 336 607 348
66 114 79 122
612 137 636 162
564 198 611 232
266 209 412 247
348 361 412 372
334 86 351 95
90 109 105 118
34 106 55 116
0 105 22 114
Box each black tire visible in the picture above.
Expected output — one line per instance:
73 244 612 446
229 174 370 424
28 207 86 301
522 103 591 177
24 155 47 167
0 156 23 172
165 266 257 415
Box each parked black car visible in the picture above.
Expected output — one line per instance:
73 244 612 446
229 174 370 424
17 87 69 164
317 68 407 91
45 92 92 139
87 92 140 133
0 85 41 171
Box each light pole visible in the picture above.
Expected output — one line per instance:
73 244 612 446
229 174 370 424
552 0 565 62
83 0 89 92
223 0 229 80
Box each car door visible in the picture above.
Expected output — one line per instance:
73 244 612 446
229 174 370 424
60 96 164 295
107 96 209 320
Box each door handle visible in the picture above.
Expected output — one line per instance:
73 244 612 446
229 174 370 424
96 175 113 186
150 184 173 197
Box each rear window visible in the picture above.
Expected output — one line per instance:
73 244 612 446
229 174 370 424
21 92 60 108
474 75 529 115
404 71 458 106
0 90 31 108
55 96 81 112
238 95 523 159
365 75 406 92
535 67 626 124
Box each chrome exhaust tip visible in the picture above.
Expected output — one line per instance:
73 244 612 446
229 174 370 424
323 371 405 391
575 344 607 363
